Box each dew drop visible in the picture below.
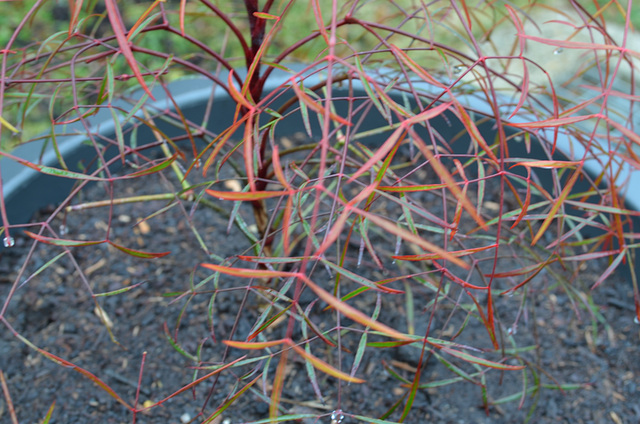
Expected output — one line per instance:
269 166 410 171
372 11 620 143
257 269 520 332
59 224 68 236
507 325 517 336
3 236 15 248
634 316 639 324
553 48 564 55
331 410 345 424
453 65 466 75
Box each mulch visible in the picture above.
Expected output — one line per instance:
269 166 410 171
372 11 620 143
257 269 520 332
1 144 639 424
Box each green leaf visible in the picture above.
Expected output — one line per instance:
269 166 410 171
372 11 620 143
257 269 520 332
94 280 148 297
106 61 115 104
320 258 403 294
442 347 525 370
164 325 198 362
201 375 261 424
253 11 279 19
24 231 104 247
352 415 403 424
107 240 170 259
245 415 318 424
110 107 126 162
40 400 56 424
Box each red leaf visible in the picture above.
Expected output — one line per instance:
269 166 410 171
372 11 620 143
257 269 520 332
104 0 154 100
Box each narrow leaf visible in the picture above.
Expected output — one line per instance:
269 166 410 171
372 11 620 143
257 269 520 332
531 169 580 245
508 114 596 128
141 356 247 410
512 160 581 169
127 0 164 40
591 249 626 290
224 339 285 350
107 240 170 258
289 342 364 383
291 82 352 126
253 11 279 20
94 280 148 297
0 115 19 133
299 275 413 341
442 347 525 370
205 188 297 201
201 263 296 279
104 0 154 100
24 231 104 247
40 400 56 424
320 258 403 294
201 375 261 424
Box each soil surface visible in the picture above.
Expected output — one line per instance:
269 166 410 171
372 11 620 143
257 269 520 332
1 141 639 424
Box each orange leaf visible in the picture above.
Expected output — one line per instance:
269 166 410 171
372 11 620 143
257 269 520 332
291 83 352 127
512 160 582 169
299 275 413 341
180 0 187 35
128 0 164 41
224 339 285 350
393 244 498 261
454 104 498 163
201 263 297 279
531 169 580 245
289 342 365 383
205 188 297 201
68 0 84 37
253 11 279 20
348 102 453 183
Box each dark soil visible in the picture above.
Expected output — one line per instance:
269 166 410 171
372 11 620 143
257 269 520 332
1 143 639 424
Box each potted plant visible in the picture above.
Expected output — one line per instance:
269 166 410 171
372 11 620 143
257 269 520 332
1 1 639 423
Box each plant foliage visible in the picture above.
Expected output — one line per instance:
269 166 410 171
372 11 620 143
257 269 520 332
1 1 639 422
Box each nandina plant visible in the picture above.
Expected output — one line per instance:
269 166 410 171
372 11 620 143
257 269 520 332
1 1 639 423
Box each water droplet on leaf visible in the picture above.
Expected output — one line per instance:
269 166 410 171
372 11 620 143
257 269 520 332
453 65 466 75
331 410 344 424
553 48 564 55
3 236 15 248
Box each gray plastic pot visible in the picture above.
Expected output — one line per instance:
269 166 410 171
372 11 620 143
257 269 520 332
1 67 637 278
